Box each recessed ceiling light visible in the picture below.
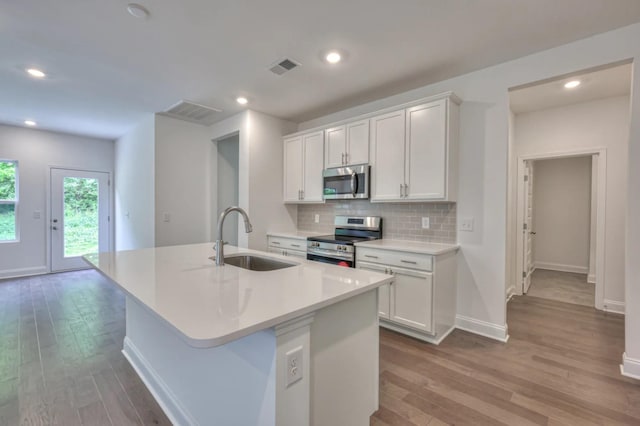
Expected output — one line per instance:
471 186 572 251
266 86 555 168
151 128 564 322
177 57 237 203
127 3 150 19
236 97 248 105
325 51 342 64
26 68 46 78
24 120 37 126
564 80 581 89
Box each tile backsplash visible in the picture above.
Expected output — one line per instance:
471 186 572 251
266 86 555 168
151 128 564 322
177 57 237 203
297 200 456 244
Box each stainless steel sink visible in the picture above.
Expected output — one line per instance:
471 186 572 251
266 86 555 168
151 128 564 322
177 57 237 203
218 254 298 271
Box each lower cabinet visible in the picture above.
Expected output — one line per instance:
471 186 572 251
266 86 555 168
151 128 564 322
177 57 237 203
357 246 456 345
267 235 307 259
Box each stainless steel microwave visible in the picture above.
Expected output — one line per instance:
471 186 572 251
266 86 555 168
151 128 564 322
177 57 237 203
323 164 370 200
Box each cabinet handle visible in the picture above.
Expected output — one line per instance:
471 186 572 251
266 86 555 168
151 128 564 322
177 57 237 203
345 152 349 164
364 254 379 259
401 259 417 265
342 153 345 164
272 241 281 245
404 184 409 197
301 190 305 199
291 244 301 248
400 184 404 197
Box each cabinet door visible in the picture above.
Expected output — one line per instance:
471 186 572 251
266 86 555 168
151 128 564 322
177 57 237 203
346 119 369 166
370 110 406 201
302 131 325 202
284 249 307 259
390 268 433 333
405 100 447 200
357 262 391 319
267 247 284 256
325 126 346 169
283 136 303 202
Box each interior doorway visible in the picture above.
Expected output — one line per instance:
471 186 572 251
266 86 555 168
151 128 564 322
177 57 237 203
216 134 240 246
521 155 596 307
50 168 110 272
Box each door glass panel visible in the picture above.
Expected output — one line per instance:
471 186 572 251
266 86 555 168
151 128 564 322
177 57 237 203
63 177 99 257
0 204 16 241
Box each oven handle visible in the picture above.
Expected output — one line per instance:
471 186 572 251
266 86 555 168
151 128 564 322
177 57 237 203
307 248 354 260
351 172 358 198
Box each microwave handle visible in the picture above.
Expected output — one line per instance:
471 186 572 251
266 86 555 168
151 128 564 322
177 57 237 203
351 172 358 197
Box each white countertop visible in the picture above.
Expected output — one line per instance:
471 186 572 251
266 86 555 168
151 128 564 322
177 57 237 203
84 243 391 348
355 239 459 255
266 230 325 240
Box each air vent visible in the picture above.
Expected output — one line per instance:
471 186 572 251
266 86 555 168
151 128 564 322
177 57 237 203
269 58 300 75
161 100 222 126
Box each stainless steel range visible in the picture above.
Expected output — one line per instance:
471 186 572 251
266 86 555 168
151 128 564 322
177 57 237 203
307 216 382 268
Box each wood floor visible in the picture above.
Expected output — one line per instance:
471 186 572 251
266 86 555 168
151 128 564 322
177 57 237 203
527 269 595 307
1 271 638 425
372 295 638 425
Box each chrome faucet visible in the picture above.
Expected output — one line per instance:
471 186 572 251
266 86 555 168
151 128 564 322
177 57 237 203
214 206 253 266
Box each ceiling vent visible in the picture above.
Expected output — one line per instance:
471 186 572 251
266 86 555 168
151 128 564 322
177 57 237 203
161 100 222 126
269 58 300 75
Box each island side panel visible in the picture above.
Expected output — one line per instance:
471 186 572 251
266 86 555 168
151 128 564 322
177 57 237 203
310 289 379 426
123 297 277 426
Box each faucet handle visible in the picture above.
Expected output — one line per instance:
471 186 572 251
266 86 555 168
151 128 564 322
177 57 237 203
213 241 229 251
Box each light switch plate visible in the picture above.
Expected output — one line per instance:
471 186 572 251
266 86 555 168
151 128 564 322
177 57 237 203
421 217 430 229
460 217 474 232
285 346 303 387
33 211 41 219
163 212 171 223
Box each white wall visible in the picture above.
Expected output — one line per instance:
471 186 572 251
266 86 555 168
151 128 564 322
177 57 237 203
298 24 640 344
532 156 592 273
514 96 629 304
210 110 298 251
155 115 213 247
115 115 155 250
0 124 113 277
216 134 239 246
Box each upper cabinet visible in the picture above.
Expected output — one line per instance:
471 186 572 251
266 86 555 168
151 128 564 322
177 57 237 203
370 93 459 202
283 131 324 203
325 119 370 168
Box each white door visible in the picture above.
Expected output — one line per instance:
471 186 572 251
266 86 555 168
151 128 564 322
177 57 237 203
390 267 434 333
284 136 303 202
302 131 324 202
50 168 110 272
405 100 447 200
357 262 391 319
325 126 346 168
370 110 406 201
522 161 534 293
346 119 369 166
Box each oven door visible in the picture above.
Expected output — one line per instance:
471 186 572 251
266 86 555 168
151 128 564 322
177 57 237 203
307 253 354 268
323 165 369 200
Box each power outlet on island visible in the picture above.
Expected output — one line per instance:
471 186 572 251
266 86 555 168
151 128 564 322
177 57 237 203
285 346 303 387
421 217 430 229
314 214 320 223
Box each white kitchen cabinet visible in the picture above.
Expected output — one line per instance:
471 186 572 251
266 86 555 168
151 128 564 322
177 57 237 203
325 119 370 169
267 235 307 258
356 244 457 344
283 130 324 203
370 93 459 202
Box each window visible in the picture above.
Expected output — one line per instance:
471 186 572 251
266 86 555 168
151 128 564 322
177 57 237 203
0 160 18 242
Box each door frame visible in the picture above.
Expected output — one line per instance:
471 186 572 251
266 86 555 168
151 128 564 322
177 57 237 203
46 165 113 272
514 148 607 310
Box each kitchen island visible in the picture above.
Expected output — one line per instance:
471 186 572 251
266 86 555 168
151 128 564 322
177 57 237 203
85 243 392 426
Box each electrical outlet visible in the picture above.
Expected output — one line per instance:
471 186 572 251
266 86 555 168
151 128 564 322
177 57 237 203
314 214 320 223
460 217 474 232
421 217 430 229
163 212 171 223
285 346 303 387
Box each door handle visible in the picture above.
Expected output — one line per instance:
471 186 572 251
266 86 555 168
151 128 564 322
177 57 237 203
529 231 537 235
51 226 58 230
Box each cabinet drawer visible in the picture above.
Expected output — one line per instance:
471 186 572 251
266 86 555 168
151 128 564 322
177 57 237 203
357 247 432 271
268 236 307 252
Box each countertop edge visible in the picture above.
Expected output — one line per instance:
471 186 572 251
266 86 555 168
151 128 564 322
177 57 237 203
354 240 460 255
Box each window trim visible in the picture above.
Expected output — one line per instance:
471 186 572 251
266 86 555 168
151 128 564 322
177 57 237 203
0 159 19 243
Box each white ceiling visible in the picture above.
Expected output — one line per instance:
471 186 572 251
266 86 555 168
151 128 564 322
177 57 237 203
509 63 632 114
2 1 640 140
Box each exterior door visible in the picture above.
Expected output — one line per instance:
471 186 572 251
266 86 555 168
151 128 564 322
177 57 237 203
522 161 534 293
50 168 110 272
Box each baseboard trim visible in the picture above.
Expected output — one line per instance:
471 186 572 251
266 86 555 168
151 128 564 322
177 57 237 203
122 337 196 426
587 273 596 284
621 353 640 380
455 315 509 343
506 286 515 302
379 321 455 345
0 266 48 279
603 299 625 315
534 262 588 274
